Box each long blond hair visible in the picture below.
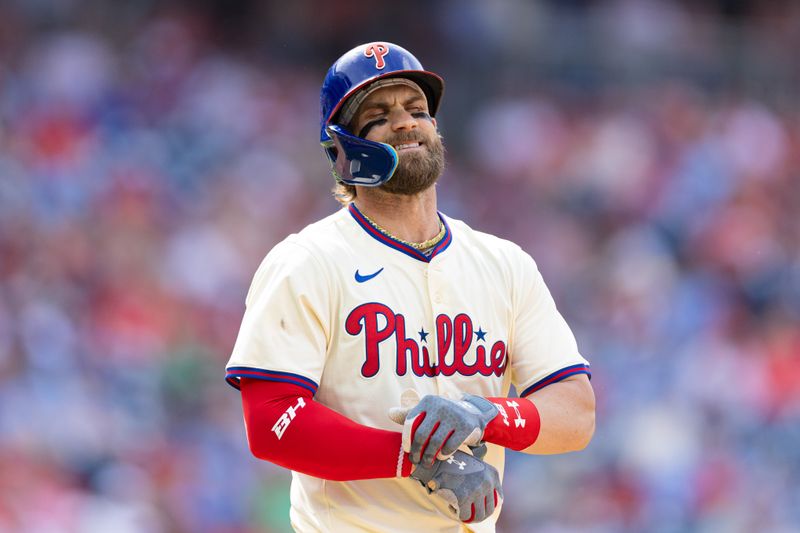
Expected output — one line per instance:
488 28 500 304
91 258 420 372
332 182 356 206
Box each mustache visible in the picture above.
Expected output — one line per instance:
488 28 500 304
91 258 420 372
386 131 430 147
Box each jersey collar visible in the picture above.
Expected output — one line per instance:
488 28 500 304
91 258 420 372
348 203 452 263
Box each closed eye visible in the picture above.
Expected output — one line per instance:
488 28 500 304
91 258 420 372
364 111 386 121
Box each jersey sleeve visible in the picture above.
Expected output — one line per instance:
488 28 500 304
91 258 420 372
509 248 590 397
225 240 332 394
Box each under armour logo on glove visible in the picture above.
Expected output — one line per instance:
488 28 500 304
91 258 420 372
446 456 467 470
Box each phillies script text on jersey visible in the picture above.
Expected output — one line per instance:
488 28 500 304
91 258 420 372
346 303 507 378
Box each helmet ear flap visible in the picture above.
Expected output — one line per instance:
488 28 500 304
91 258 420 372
326 125 398 187
323 144 338 164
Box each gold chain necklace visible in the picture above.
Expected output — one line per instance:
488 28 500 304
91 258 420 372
360 211 446 250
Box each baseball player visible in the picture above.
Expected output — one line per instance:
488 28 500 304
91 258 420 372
226 42 595 532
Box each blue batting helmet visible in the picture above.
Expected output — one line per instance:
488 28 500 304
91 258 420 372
320 42 444 187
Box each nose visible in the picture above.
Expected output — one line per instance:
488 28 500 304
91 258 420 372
388 107 418 132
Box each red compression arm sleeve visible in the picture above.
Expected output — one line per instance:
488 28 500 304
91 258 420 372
482 397 541 451
240 378 413 481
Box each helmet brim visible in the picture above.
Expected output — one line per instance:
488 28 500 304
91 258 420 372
325 70 444 129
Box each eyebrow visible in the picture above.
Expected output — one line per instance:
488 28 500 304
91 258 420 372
359 94 426 114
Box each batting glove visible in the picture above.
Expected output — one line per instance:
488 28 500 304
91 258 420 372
410 449 502 523
389 393 499 466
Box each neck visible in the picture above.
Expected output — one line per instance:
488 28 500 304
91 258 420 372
353 186 439 244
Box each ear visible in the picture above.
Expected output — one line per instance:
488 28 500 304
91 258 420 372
432 117 438 129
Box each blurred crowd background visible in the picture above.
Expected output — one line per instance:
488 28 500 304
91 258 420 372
1 0 799 531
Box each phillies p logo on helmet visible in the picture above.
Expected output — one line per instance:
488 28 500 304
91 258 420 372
364 43 389 69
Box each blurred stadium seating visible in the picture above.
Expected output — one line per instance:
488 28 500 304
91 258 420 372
0 1 798 531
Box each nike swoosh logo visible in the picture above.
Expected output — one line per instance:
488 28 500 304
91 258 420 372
355 267 384 283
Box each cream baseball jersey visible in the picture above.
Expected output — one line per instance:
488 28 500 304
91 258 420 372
226 204 590 532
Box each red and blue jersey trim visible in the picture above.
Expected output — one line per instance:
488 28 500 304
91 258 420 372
520 363 591 397
348 203 452 263
226 367 319 395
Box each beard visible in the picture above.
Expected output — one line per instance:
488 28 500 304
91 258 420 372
380 131 445 196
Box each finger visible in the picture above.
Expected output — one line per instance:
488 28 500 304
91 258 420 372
387 406 409 425
423 425 455 466
399 388 421 409
401 411 426 453
436 427 466 460
484 490 496 518
406 398 430 420
472 497 487 524
461 502 476 523
414 420 441 465
433 488 459 518
409 415 438 463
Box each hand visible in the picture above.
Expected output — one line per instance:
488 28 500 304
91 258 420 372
389 393 498 466
410 450 502 523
